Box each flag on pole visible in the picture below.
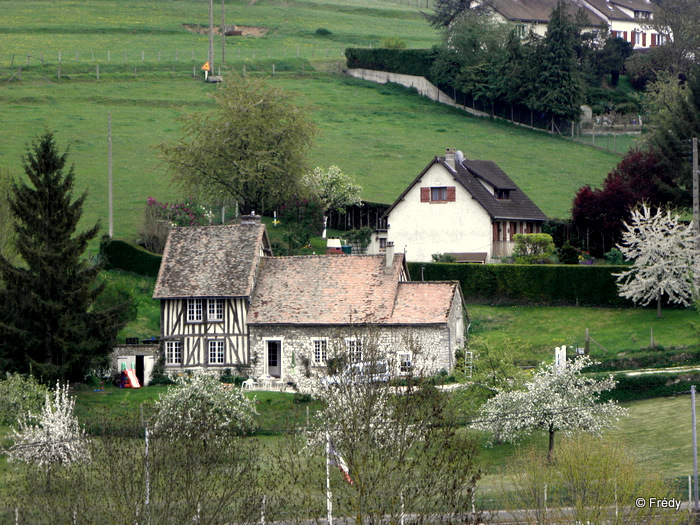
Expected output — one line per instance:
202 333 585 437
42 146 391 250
201 61 211 71
328 437 353 484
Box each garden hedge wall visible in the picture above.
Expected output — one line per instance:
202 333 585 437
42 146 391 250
345 48 435 78
407 262 631 306
101 238 162 278
598 372 700 403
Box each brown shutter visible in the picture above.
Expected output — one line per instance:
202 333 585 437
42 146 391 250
420 187 430 202
492 223 499 242
642 32 646 47
510 222 517 241
623 31 627 41
446 187 456 202
651 33 656 46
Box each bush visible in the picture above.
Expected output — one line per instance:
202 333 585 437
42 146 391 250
100 236 162 277
409 262 629 306
345 47 436 77
0 373 49 425
597 372 700 403
315 27 332 36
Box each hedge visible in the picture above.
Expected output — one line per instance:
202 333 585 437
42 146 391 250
407 262 631 306
345 48 435 78
101 238 162 278
597 372 700 403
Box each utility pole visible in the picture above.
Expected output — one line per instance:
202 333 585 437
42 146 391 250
108 112 113 238
208 0 214 77
693 137 698 248
221 0 226 65
693 385 699 513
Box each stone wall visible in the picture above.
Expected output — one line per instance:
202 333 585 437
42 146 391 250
249 324 452 382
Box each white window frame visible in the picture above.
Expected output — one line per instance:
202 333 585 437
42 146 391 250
346 338 363 364
187 298 203 323
431 187 447 202
207 298 224 322
312 339 328 366
166 340 182 365
398 352 413 375
208 340 225 365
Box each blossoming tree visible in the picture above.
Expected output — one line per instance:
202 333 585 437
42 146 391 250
615 204 698 318
473 356 626 460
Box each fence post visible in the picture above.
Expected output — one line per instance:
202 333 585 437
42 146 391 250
124 50 127 62
141 50 144 61
57 66 60 80
92 51 94 61
40 52 44 65
75 51 79 61
108 50 110 62
272 63 275 75
96 63 99 80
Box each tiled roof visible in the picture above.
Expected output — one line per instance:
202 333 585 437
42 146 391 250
584 0 653 20
451 157 548 221
248 254 451 326
490 0 606 24
153 223 269 299
391 282 460 324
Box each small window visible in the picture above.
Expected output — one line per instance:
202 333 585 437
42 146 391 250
313 339 328 366
379 238 387 251
398 352 412 374
187 299 203 322
208 340 225 364
166 341 182 364
431 187 447 202
346 339 363 363
208 299 224 322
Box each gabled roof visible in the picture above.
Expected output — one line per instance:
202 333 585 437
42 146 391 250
153 223 271 299
247 254 407 325
385 153 547 222
583 0 654 21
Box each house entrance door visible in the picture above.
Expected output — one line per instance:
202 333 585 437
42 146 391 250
267 340 281 378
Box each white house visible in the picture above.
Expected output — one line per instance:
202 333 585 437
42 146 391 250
485 0 661 49
368 148 547 263
153 216 466 383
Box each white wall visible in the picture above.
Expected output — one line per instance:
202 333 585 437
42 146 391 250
384 163 493 263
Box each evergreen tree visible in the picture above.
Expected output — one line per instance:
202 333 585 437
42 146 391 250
532 0 586 122
0 131 128 382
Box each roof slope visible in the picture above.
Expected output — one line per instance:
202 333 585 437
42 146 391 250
247 254 440 325
489 0 606 24
391 282 460 324
454 158 548 221
153 223 268 299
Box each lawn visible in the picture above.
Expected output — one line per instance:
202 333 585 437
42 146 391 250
469 304 700 365
0 0 625 255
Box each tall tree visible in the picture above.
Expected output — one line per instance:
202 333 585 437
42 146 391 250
615 204 698 318
647 0 700 75
645 68 700 205
532 0 586 122
158 75 316 214
0 131 128 382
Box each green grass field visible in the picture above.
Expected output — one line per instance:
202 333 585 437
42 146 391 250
0 0 625 254
469 304 700 365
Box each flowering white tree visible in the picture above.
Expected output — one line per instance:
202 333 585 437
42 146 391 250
301 165 363 214
615 204 698 318
153 372 257 442
473 356 626 460
7 382 90 471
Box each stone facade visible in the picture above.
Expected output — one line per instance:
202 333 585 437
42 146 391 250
249 323 460 382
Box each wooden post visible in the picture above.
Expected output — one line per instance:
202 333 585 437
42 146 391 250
221 0 226 64
141 50 144 61
108 112 113 238
58 66 61 80
10 53 14 67
208 0 214 75
96 63 99 80
108 51 110 62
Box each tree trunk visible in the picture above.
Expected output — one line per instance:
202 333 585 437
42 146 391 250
548 427 555 462
657 291 662 318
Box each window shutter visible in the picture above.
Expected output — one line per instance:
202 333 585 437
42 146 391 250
492 223 499 242
651 33 656 46
642 32 646 47
623 31 627 41
446 187 456 202
420 187 430 202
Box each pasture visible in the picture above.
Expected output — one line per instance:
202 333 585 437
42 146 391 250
0 0 625 252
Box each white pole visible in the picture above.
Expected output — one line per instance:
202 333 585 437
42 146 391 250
326 431 333 525
692 385 698 511
145 425 151 525
108 112 113 238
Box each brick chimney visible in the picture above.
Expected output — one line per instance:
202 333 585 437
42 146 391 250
445 148 456 169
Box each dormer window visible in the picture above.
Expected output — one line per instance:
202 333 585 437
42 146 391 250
496 189 510 200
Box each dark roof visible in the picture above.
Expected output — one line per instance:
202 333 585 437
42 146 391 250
489 0 606 24
584 0 654 21
153 223 270 299
385 153 547 222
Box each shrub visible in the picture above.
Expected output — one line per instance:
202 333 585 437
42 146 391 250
0 373 49 425
382 37 407 49
315 27 332 36
100 237 162 277
345 48 436 77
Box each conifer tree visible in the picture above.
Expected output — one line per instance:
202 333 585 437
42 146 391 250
0 131 128 382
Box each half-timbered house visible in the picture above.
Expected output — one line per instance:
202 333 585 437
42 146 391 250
154 217 466 381
153 217 272 370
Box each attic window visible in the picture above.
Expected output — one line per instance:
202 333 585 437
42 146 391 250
421 186 456 203
187 298 203 322
496 189 510 200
